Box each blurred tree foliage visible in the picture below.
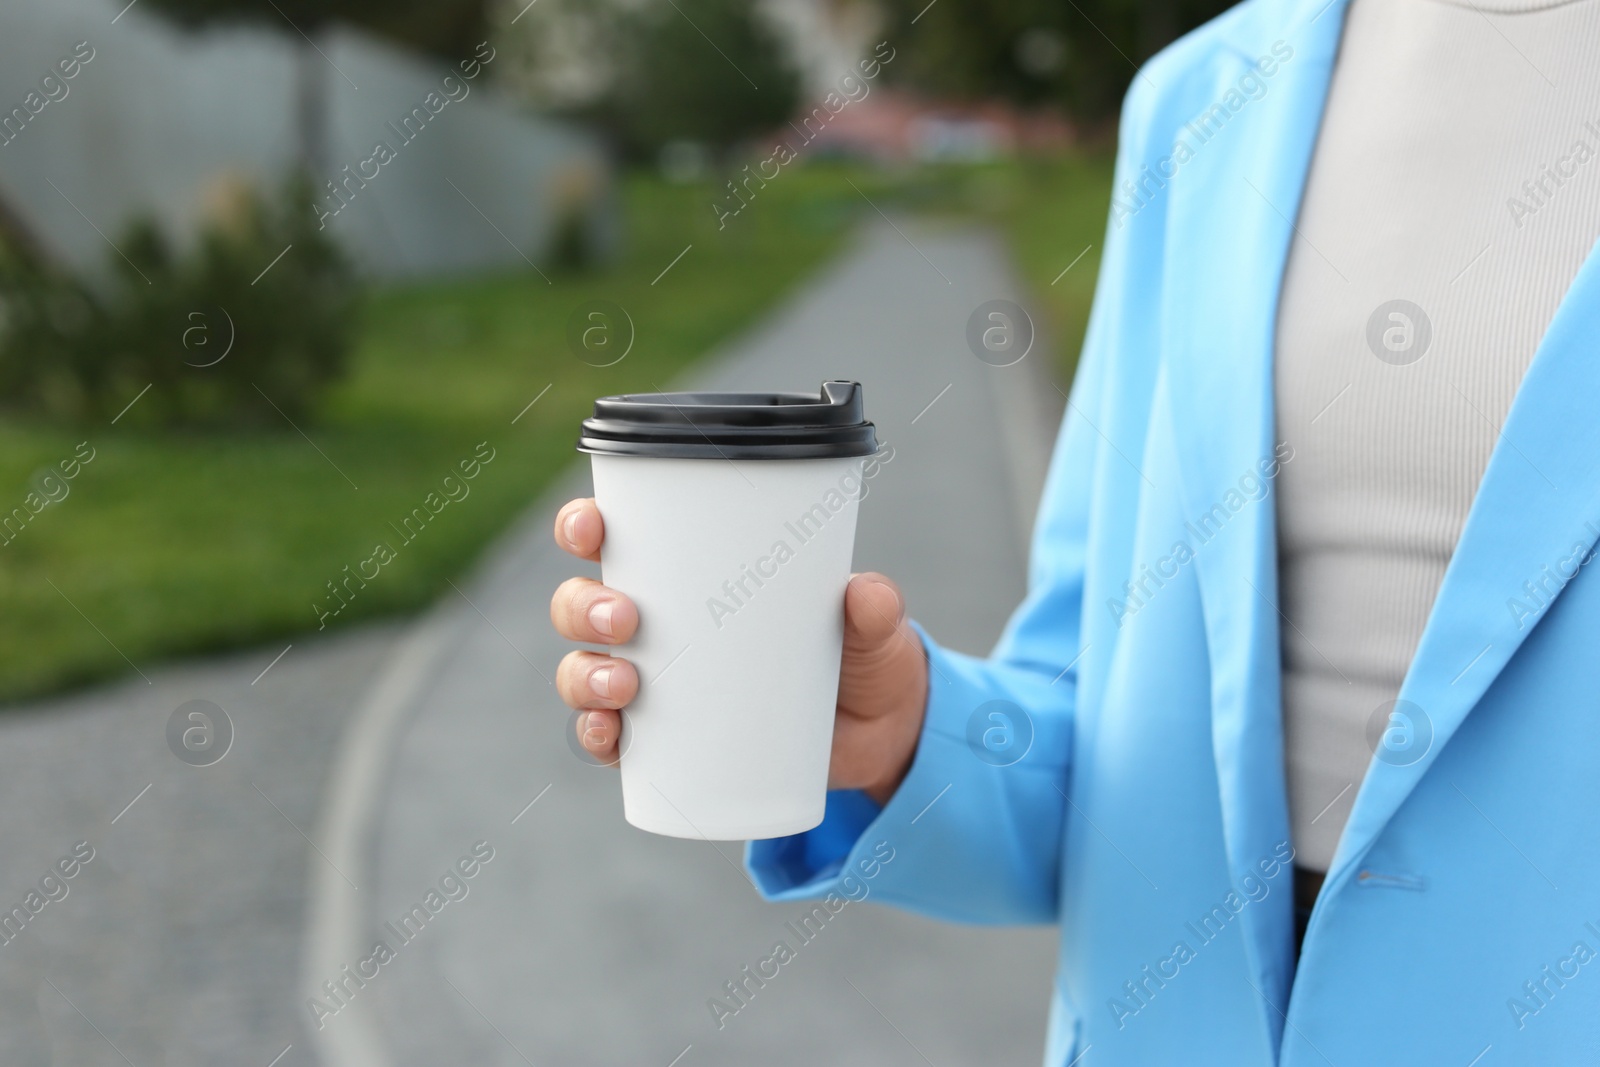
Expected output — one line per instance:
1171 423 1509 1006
141 0 491 62
0 177 358 428
875 0 1236 122
593 0 803 162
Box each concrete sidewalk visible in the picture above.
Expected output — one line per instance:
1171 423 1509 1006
314 220 1068 1067
0 620 405 1066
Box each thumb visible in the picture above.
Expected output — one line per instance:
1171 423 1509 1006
843 572 907 653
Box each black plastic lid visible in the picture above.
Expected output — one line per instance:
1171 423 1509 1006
578 380 877 460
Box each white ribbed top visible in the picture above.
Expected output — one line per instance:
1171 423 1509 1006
1274 0 1600 871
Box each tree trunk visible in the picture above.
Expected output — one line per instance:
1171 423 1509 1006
293 33 330 176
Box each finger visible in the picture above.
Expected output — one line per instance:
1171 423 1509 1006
553 498 604 562
550 577 638 644
843 572 907 652
575 708 621 760
556 650 639 710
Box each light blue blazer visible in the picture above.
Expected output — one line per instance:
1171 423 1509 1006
748 0 1600 1061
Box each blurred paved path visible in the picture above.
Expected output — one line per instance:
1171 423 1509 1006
0 621 404 1067
322 220 1068 1067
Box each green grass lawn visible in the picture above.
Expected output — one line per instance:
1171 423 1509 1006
0 155 1114 703
0 171 867 701
993 156 1115 383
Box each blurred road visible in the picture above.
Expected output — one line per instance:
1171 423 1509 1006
0 219 1066 1067
324 220 1066 1067
0 622 405 1066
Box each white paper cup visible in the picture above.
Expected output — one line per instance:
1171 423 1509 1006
578 381 879 840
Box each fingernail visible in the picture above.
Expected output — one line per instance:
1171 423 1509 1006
562 510 581 547
589 599 614 638
590 665 614 700
583 711 608 748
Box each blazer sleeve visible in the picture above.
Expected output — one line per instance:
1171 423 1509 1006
741 47 1187 920
743 130 1149 925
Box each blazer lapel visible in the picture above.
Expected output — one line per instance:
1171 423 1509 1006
1327 238 1600 882
1160 0 1352 1031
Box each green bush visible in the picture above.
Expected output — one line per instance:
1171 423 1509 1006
0 175 358 428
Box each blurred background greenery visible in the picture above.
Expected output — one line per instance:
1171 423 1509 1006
0 0 1225 700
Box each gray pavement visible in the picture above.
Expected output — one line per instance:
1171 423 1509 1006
0 622 404 1067
0 219 1065 1067
336 220 1066 1067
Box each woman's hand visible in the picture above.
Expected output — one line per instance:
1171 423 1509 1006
549 497 929 804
